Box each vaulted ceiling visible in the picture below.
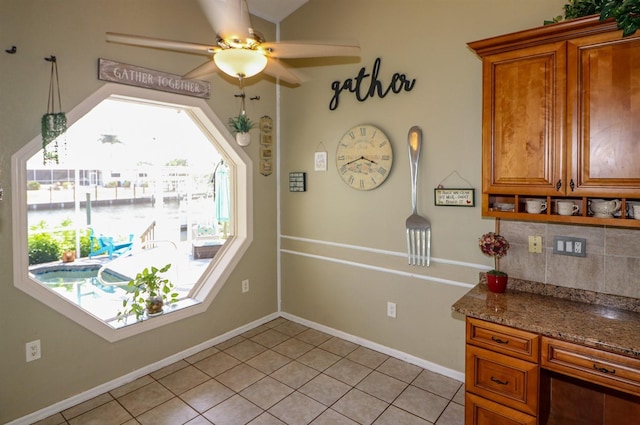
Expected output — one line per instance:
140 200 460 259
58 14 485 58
247 0 308 23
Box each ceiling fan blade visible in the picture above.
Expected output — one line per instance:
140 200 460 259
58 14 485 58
183 60 219 79
263 58 303 85
198 0 252 41
106 32 217 56
260 41 360 59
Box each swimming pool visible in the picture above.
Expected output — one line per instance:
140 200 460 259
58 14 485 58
30 264 133 320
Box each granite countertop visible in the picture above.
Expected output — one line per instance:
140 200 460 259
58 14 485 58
452 275 640 359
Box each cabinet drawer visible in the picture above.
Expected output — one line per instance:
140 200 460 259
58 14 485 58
467 317 540 362
541 337 640 397
466 392 536 425
467 345 539 415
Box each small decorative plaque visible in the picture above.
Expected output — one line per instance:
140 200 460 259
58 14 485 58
434 188 475 207
289 172 307 192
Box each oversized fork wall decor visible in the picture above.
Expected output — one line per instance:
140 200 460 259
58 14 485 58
406 126 431 266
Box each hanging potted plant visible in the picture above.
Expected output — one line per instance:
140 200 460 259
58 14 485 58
228 114 254 146
117 263 179 322
42 56 67 164
479 232 511 293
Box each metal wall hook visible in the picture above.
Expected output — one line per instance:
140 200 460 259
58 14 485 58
44 55 56 62
5 45 16 54
250 96 260 101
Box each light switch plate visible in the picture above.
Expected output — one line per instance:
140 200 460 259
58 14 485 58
528 236 543 253
553 236 587 257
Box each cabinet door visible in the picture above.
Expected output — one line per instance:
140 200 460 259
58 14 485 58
568 31 640 195
466 393 536 425
482 42 565 195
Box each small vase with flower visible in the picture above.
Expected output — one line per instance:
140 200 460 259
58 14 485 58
479 232 510 293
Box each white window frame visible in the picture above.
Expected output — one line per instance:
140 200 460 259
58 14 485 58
11 83 253 341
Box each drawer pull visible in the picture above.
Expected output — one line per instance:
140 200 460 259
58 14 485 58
491 336 509 344
593 364 616 374
490 376 509 385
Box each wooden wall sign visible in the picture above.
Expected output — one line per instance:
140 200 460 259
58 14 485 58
98 58 210 99
434 188 475 207
259 116 274 176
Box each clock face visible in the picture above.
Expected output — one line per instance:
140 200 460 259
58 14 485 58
336 124 393 190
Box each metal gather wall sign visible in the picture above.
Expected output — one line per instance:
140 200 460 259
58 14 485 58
329 57 416 110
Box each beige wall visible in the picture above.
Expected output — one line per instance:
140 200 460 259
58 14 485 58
6 0 617 422
0 1 277 422
278 0 566 373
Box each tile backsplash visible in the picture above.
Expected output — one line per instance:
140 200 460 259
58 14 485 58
498 221 640 299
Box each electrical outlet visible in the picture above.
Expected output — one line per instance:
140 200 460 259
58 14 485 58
26 340 41 362
553 236 587 257
387 302 397 318
242 279 249 293
528 236 543 253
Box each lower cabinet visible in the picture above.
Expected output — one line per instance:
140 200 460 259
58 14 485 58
465 318 540 424
465 317 640 425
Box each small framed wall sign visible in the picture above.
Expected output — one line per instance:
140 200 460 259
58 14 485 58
314 151 327 171
434 188 475 207
289 172 307 192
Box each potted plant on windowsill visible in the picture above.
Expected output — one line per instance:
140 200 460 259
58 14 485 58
228 113 254 146
547 0 640 37
117 263 179 322
479 232 511 293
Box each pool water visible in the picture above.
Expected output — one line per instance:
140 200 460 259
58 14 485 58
35 267 127 288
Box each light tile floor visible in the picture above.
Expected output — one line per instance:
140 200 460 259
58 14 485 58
35 318 464 425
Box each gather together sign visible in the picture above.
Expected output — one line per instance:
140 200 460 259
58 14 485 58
98 58 210 99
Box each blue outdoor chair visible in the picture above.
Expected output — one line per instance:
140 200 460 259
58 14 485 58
89 228 134 259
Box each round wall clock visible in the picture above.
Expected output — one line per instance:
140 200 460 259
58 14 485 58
336 124 393 190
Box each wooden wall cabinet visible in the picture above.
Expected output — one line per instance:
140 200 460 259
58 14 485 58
469 16 640 227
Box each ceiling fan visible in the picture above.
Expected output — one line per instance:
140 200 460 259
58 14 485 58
106 0 360 85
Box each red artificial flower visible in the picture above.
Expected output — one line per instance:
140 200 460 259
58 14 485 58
479 232 510 273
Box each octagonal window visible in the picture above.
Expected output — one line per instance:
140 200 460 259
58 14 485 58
12 84 253 341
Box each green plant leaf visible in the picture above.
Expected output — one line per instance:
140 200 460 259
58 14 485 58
556 0 640 36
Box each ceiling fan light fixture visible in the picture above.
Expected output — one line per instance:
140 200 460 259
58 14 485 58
214 48 267 78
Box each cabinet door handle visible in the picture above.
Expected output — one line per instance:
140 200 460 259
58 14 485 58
556 179 562 191
570 179 575 191
491 336 509 344
490 376 509 385
593 364 616 374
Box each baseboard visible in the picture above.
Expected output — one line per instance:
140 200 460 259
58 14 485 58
280 312 465 382
10 310 463 424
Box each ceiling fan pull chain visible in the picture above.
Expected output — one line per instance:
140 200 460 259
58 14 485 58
235 75 247 116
